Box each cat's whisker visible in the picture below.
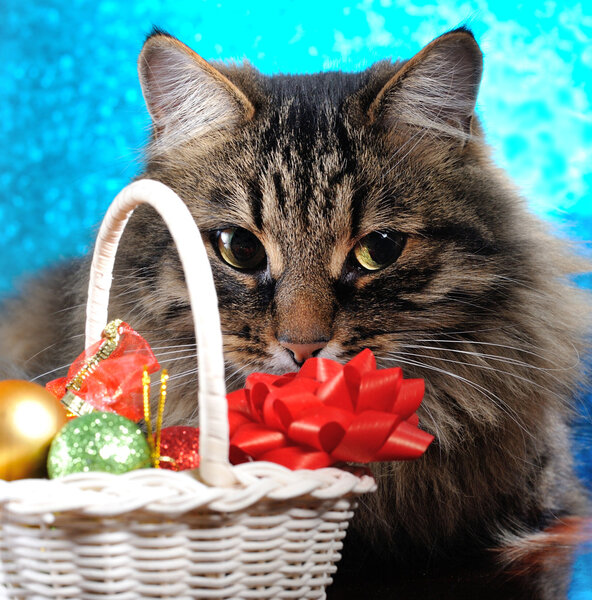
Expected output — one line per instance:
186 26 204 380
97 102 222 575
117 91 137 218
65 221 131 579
24 333 85 365
150 343 197 351
439 294 500 316
153 348 199 360
407 336 582 368
147 360 199 390
416 403 444 462
50 303 87 316
492 274 551 294
379 352 534 442
407 326 516 337
381 351 499 403
107 290 148 303
225 360 250 381
110 296 156 309
161 355 261 391
140 335 200 349
397 343 580 373
113 265 156 275
112 278 149 289
30 362 75 382
164 367 199 385
225 358 262 390
386 356 538 468
388 349 566 403
374 324 568 357
156 354 199 367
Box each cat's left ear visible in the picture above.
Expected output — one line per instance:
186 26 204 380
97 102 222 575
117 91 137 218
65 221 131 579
138 30 255 151
368 28 483 144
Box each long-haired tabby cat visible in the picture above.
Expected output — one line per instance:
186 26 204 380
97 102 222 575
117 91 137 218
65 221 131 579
0 26 589 591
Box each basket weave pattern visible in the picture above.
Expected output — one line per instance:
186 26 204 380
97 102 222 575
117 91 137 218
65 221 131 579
0 180 375 599
0 467 371 599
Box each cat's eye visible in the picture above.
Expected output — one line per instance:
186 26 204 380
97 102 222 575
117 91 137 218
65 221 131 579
352 230 406 271
214 227 266 271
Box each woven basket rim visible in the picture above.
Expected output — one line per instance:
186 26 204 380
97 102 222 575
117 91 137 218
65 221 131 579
0 463 376 516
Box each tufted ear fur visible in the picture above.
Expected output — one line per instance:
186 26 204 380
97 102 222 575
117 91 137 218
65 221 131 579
368 28 483 143
138 30 255 153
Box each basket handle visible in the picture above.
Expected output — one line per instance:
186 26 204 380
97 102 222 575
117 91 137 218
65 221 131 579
85 179 236 487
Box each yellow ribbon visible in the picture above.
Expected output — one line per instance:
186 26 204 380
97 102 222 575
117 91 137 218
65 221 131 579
142 367 169 468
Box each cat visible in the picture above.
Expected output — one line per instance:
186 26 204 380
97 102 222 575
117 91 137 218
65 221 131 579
0 26 590 592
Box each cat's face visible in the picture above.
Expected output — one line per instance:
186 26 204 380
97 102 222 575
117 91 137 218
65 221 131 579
177 103 499 381
135 30 490 369
123 28 584 441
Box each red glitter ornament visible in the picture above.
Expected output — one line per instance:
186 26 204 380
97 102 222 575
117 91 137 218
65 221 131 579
158 426 200 471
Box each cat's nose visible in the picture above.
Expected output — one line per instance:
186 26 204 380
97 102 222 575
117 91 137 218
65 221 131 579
280 340 328 366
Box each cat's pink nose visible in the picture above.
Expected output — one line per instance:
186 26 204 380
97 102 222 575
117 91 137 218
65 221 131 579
280 341 327 365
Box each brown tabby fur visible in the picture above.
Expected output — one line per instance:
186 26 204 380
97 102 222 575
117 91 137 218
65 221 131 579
0 27 589 573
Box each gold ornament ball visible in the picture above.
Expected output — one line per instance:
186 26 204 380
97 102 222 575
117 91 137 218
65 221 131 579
0 380 68 480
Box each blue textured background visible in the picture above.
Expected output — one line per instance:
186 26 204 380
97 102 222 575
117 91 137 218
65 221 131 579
1 1 591 595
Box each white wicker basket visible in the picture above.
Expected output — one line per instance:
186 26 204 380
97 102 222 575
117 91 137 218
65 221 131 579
0 179 375 599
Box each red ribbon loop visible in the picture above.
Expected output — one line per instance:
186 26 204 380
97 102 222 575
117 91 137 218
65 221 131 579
228 349 433 469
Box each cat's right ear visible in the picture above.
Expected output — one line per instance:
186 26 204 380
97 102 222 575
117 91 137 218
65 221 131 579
138 30 255 151
368 28 483 145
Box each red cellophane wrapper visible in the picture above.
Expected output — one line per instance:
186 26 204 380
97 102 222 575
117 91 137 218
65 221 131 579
46 322 159 421
227 348 434 470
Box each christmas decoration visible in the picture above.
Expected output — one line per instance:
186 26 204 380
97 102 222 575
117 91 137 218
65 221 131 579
158 426 201 471
46 320 159 421
47 412 151 478
142 367 169 467
227 349 433 469
42 317 431 476
0 380 69 480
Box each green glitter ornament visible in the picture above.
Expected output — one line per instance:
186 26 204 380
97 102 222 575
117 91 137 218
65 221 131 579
47 412 151 478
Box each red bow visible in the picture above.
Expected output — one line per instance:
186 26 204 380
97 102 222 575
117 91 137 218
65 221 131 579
227 349 433 470
46 322 159 421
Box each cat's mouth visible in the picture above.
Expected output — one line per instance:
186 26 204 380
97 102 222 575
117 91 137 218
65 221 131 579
278 341 327 368
222 341 346 392
266 342 344 374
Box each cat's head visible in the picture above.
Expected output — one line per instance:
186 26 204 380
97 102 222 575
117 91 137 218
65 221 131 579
126 28 585 436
